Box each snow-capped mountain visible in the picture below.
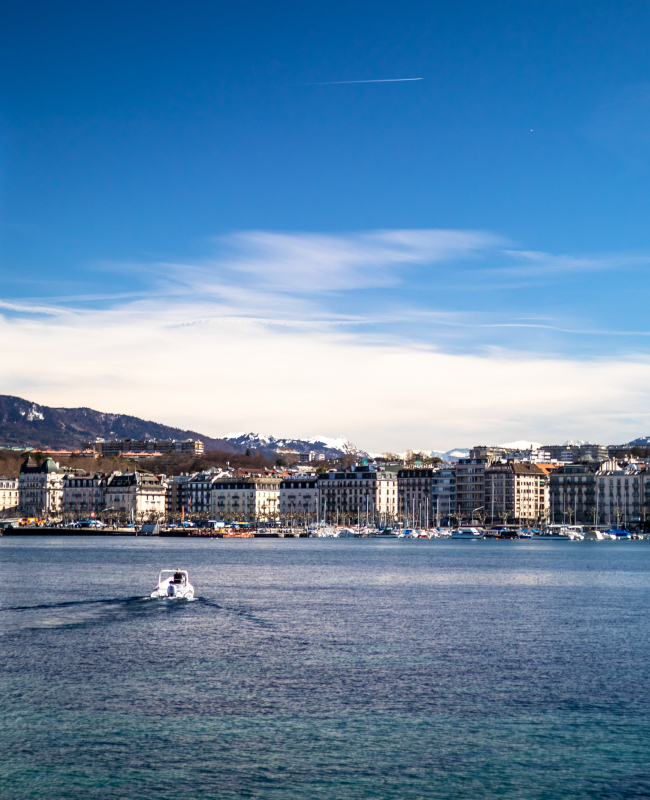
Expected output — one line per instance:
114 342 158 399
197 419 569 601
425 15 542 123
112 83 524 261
221 432 367 459
498 440 542 450
428 448 469 462
623 436 650 447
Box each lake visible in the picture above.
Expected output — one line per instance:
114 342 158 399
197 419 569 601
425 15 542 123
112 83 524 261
1 537 649 799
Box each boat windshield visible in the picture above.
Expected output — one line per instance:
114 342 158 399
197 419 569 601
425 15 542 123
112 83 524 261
159 569 188 584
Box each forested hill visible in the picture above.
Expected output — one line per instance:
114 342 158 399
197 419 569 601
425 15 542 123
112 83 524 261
0 395 233 451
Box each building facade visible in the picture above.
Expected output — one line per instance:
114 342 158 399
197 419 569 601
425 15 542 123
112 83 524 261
318 467 398 523
88 438 204 457
455 457 488 519
548 463 599 525
398 468 437 526
485 461 548 524
18 457 65 517
62 472 107 516
597 461 642 528
280 477 319 520
105 471 166 518
210 477 281 521
0 477 19 515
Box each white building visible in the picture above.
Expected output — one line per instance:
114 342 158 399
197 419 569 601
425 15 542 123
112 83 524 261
18 457 64 517
597 460 642 528
62 472 107 517
318 467 398 523
210 477 281 521
105 471 166 519
0 477 19 515
280 477 319 520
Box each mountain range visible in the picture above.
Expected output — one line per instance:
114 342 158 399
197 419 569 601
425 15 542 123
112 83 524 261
1 394 646 462
0 395 365 458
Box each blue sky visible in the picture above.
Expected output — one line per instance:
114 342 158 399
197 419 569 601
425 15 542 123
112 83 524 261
2 1 650 449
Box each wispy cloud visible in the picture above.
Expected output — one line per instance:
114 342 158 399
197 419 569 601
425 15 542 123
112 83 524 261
301 78 423 86
209 229 503 292
3 227 650 449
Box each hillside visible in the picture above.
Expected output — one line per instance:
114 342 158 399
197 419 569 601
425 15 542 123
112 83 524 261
0 395 234 452
0 396 366 458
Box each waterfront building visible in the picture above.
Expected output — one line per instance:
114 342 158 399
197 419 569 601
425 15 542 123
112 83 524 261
166 474 193 517
0 477 19 515
398 467 434 525
105 471 166 518
62 472 107 516
596 460 642 528
175 468 230 518
455 457 489 520
86 438 204 457
210 477 281 521
485 461 548 525
279 477 319 520
548 463 599 525
18 457 64 517
318 467 398 524
432 466 457 523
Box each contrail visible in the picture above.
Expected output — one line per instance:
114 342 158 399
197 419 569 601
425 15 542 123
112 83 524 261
302 77 423 86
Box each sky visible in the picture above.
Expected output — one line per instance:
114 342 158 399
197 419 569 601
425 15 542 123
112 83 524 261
2 0 650 451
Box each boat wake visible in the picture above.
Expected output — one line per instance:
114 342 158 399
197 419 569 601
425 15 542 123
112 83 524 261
0 595 203 635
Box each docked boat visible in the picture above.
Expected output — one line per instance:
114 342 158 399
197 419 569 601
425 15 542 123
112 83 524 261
583 529 610 541
605 529 632 539
451 527 484 539
533 525 580 540
151 569 195 599
371 529 399 538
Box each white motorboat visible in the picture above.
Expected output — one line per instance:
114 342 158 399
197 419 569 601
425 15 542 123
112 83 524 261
533 525 580 540
451 527 484 540
371 530 399 538
151 569 195 599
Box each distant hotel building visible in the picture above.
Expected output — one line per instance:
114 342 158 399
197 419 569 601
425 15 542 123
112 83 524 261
18 457 64 517
86 438 204 457
319 467 398 522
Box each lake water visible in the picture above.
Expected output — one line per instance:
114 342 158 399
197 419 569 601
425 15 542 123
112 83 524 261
2 537 650 799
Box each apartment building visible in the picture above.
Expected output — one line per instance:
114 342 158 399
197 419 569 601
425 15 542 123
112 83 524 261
105 471 166 517
18 457 64 517
398 467 437 525
548 463 599 525
485 461 548 524
280 477 319 519
455 457 489 518
166 474 193 517
596 461 642 528
542 444 608 463
62 472 107 516
0 477 19 514
431 467 456 523
211 477 281 521
319 467 398 522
